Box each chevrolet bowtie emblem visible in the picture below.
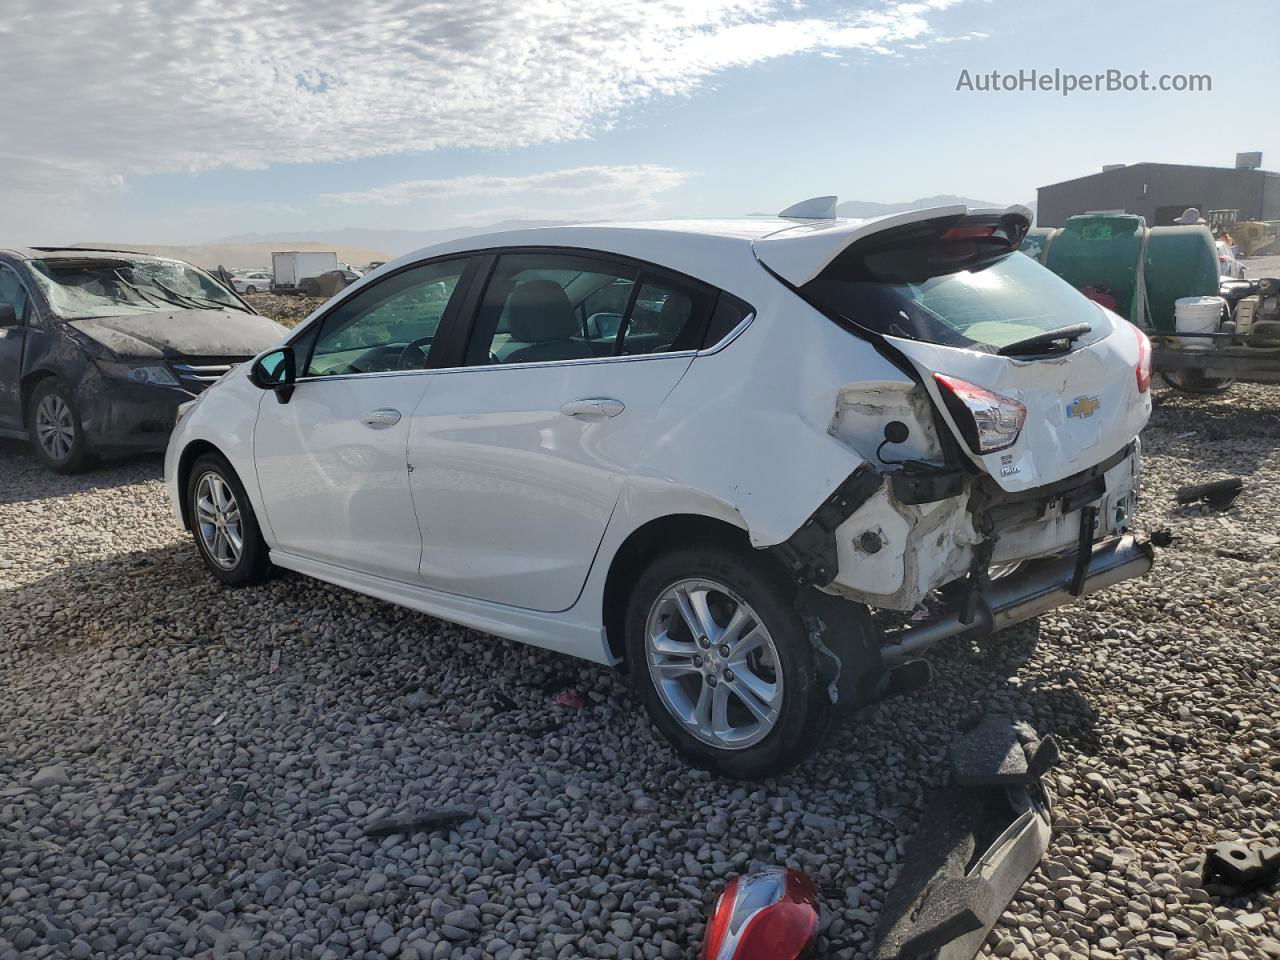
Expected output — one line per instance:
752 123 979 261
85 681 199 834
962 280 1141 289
1066 395 1100 419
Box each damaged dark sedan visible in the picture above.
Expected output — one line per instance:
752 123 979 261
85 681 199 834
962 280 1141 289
0 248 287 472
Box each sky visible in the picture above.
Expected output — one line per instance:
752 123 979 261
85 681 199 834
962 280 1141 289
0 0 1274 245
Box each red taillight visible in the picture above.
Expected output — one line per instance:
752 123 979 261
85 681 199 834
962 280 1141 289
1132 324 1151 393
702 870 819 960
933 373 1027 455
941 225 996 240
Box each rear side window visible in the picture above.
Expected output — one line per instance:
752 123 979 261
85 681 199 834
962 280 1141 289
703 293 753 348
799 214 1101 353
464 252 713 366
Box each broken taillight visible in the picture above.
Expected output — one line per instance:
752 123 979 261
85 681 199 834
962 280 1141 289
1133 324 1152 393
933 373 1026 455
701 869 819 960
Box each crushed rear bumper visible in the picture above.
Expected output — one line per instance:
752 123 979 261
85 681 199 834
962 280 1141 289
880 533 1154 665
874 717 1059 960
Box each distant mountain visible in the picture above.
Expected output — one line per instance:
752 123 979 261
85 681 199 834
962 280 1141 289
213 219 571 258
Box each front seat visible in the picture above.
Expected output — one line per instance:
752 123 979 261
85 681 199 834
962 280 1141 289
501 280 594 364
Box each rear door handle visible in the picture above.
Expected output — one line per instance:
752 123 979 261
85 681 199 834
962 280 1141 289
361 408 402 428
559 398 625 420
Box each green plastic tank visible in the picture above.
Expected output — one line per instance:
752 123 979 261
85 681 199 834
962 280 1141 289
1043 215 1147 324
1143 226 1220 332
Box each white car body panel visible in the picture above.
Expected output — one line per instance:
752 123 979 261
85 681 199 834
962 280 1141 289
253 372 432 581
165 206 1150 668
407 353 697 612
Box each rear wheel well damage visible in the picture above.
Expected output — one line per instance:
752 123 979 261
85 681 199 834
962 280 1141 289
602 513 883 707
176 440 224 530
603 514 762 665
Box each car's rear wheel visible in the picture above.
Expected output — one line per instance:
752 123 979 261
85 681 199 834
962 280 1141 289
187 453 272 585
27 378 92 474
625 545 829 780
245 285 258 294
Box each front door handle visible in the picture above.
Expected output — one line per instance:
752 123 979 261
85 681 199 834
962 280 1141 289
361 408 402 428
560 398 625 420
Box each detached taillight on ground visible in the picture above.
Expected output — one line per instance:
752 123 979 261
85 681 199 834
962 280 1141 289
1132 324 1152 393
701 869 819 960
933 373 1027 455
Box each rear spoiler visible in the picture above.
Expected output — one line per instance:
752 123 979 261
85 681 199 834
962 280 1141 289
752 205 1033 287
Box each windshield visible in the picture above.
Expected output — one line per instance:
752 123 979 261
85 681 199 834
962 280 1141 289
29 257 249 319
802 249 1105 353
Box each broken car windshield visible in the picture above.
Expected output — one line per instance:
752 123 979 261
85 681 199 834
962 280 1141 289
28 258 249 319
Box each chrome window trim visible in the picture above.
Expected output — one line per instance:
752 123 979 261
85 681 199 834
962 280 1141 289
293 349 699 385
696 310 755 356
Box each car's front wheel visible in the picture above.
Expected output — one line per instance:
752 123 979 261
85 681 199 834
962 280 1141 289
187 453 273 585
27 378 92 473
625 545 829 780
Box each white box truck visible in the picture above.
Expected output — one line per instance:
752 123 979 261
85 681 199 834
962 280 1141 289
272 251 338 291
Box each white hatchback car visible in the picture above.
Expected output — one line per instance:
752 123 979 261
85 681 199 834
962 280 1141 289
165 200 1155 779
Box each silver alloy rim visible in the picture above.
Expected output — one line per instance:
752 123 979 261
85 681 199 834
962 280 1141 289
195 472 243 570
644 578 783 750
34 394 75 461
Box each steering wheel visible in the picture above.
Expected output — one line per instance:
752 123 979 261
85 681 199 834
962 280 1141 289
396 337 433 370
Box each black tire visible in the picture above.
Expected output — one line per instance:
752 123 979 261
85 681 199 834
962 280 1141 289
186 452 273 586
26 377 93 474
1160 370 1234 395
624 545 829 780
245 285 258 294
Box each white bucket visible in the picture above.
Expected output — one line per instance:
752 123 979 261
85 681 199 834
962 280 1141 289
1174 296 1224 349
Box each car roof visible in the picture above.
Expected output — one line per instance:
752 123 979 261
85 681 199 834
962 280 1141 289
388 205 1028 291
0 246 170 262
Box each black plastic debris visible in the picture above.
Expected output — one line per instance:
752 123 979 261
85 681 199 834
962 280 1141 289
363 806 475 837
1175 478 1243 509
1201 841 1280 898
874 717 1057 960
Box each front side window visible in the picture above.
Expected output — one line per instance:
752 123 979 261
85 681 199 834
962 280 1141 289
465 252 713 366
305 258 469 377
0 264 31 323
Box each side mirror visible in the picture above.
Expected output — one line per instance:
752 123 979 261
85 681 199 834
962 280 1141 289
249 346 296 403
0 303 18 328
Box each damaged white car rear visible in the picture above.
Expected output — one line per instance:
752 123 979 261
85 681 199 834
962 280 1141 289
165 200 1154 780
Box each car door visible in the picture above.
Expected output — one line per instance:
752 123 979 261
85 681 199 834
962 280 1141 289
407 250 712 612
252 256 475 580
0 263 33 432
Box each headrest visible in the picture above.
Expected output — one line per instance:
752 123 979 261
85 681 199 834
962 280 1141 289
506 279 578 342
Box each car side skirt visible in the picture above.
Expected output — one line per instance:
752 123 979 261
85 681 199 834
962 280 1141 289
270 550 612 664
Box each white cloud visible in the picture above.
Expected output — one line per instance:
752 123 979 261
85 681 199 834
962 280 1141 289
321 164 690 208
0 0 970 208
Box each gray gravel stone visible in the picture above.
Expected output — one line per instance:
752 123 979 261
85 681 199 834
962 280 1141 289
1 385 1279 959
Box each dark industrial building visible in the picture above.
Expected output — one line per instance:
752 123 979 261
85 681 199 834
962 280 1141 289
1037 159 1280 227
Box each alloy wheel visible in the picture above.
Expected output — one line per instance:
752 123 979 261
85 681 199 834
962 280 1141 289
644 578 784 750
195 472 244 570
34 394 76 462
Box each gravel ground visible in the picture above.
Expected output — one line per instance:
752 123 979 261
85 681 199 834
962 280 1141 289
1 384 1278 960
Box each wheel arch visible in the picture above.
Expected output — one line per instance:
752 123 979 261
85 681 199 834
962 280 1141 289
19 368 59 423
175 439 228 530
602 513 773 665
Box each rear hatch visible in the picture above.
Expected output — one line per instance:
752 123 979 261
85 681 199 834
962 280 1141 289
757 208 1151 492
